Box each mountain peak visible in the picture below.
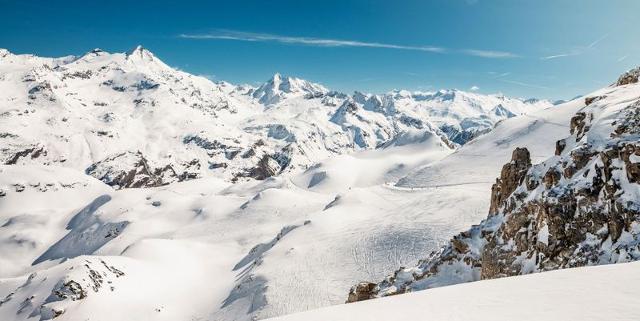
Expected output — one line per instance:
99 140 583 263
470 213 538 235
126 45 155 60
88 48 107 55
0 48 11 58
252 73 328 105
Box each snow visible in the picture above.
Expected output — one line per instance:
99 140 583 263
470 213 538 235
0 46 636 321
269 261 640 321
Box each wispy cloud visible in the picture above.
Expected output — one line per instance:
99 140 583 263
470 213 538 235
541 52 581 60
462 49 518 58
587 34 608 49
498 78 549 90
488 71 511 79
541 33 608 60
618 55 629 62
179 30 518 59
470 85 480 91
180 30 444 53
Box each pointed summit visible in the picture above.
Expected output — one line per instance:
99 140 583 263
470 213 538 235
126 45 155 61
252 73 328 105
0 48 11 58
124 45 171 71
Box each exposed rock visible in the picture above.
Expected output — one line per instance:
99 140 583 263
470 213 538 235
85 151 197 189
569 112 587 138
615 67 640 86
488 147 531 215
584 96 605 106
246 154 281 180
4 145 47 165
555 139 566 156
346 282 377 303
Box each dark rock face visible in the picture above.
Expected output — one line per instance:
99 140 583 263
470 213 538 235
347 94 640 302
570 112 588 137
346 282 377 303
616 67 640 86
584 96 605 106
488 147 531 215
3 145 47 165
243 154 282 181
85 152 199 189
555 139 566 156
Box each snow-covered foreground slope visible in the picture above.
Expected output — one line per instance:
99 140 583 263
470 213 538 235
270 261 640 321
346 67 640 303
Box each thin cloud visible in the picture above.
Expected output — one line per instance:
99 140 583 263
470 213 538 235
498 78 550 90
541 33 608 60
470 85 480 91
587 34 608 49
489 71 511 78
462 49 519 58
541 52 581 60
179 30 518 58
180 30 444 53
618 55 629 62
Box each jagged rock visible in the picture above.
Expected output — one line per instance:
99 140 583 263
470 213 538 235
488 147 531 215
85 151 197 189
347 86 640 302
615 67 640 86
246 154 281 180
346 282 377 303
543 168 561 188
555 139 566 155
570 112 587 136
584 96 605 106
4 145 47 165
52 280 86 301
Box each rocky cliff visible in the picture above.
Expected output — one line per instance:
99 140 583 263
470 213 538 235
348 68 640 302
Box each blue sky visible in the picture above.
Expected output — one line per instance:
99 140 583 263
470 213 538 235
1 0 639 100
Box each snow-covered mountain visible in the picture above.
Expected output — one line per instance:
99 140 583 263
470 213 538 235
3 46 637 321
0 46 551 190
251 73 328 105
347 66 640 302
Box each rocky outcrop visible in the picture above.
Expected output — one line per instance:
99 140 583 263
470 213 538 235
85 151 198 189
3 145 47 165
488 148 531 215
346 282 377 303
235 154 283 181
616 67 640 86
347 80 640 302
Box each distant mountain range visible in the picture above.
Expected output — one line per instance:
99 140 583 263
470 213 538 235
0 46 554 189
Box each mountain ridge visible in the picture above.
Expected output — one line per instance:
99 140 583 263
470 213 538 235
0 46 553 188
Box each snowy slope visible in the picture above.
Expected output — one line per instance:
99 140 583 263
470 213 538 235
347 68 640 302
269 261 640 321
2 46 633 321
0 103 575 321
